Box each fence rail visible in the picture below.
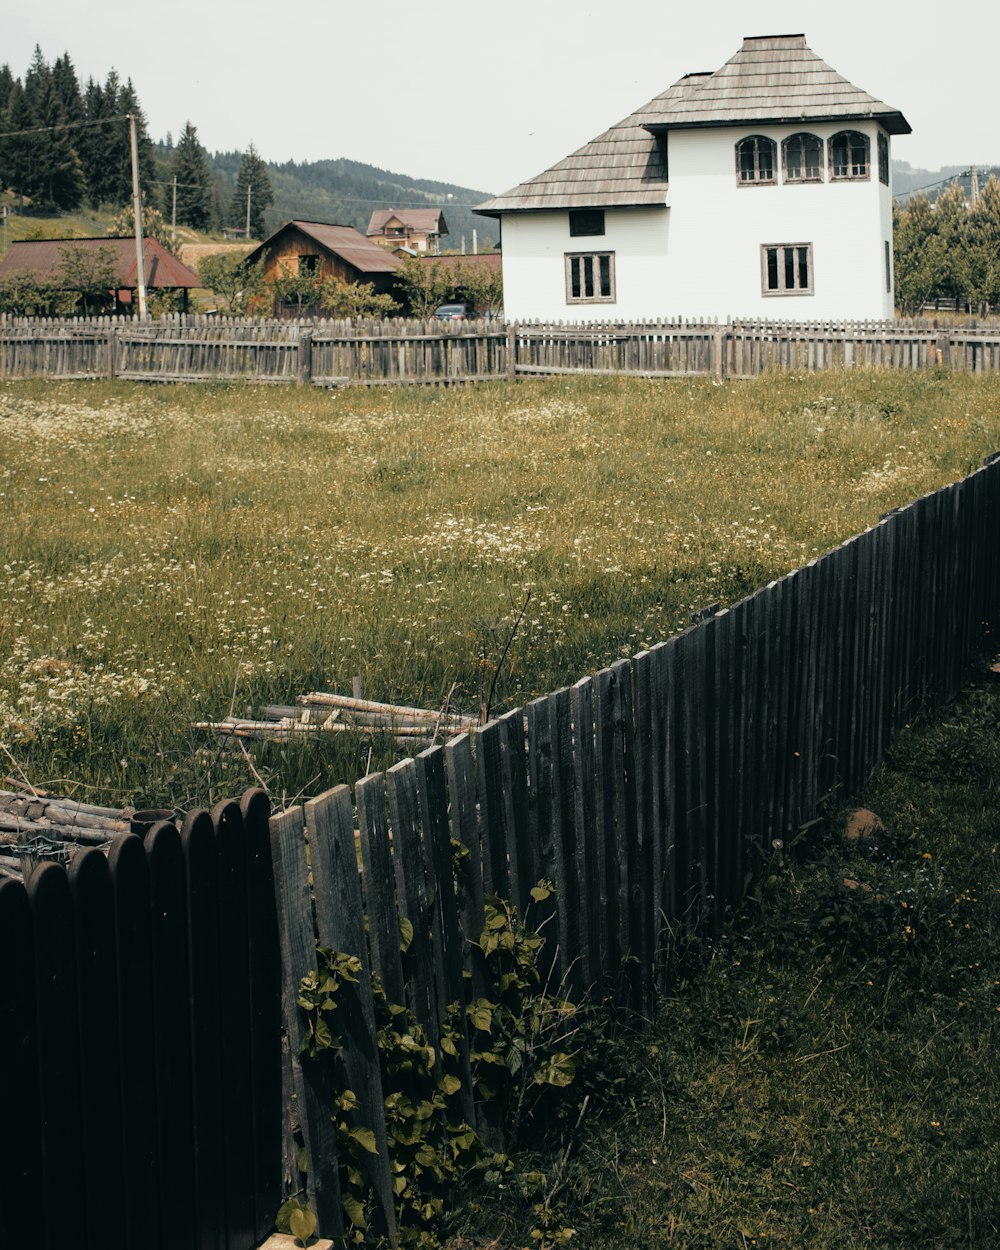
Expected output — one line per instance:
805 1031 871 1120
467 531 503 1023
5 313 1000 384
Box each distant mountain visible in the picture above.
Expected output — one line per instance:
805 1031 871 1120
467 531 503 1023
206 148 499 249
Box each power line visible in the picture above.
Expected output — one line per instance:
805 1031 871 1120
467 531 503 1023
0 113 131 140
894 170 972 202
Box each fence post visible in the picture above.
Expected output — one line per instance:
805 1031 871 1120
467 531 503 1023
506 322 516 380
107 327 117 381
713 326 726 383
297 329 313 386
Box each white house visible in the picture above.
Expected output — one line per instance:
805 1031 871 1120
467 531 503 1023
475 34 910 321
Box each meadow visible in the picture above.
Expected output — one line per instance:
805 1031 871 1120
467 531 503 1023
2 369 1000 808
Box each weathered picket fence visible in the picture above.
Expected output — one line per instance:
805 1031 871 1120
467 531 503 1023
0 792 282 1250
3 448 998 1249
270 449 1000 1238
4 313 1000 384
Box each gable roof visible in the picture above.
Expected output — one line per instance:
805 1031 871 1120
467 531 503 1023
477 33 910 215
367 208 448 237
0 236 202 288
245 220 401 274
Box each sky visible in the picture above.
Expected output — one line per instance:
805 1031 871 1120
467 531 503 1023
4 0 1000 198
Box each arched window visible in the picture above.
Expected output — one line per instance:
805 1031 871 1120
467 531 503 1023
782 133 824 183
829 131 870 180
736 135 777 185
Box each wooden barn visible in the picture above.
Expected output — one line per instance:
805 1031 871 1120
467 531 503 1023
244 220 400 294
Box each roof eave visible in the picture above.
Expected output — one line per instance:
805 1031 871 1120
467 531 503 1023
642 110 911 136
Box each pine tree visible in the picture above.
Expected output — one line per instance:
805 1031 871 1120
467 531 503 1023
232 143 273 239
170 121 212 230
79 77 113 207
51 53 82 121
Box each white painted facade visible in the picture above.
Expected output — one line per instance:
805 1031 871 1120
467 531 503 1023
498 120 895 322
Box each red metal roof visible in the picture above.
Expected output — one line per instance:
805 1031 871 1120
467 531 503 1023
0 236 202 288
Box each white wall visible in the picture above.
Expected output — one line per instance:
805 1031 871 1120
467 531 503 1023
499 121 896 322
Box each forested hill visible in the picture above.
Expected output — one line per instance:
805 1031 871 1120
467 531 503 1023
206 148 498 249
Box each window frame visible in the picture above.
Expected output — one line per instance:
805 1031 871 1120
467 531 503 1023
569 208 606 238
877 131 890 185
565 251 616 305
782 132 825 184
829 130 871 181
761 243 814 297
735 134 778 186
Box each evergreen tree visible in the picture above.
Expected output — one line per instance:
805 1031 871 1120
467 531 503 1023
170 121 212 230
17 49 85 211
79 76 113 207
0 63 14 114
232 143 273 239
51 53 82 121
3 81 40 208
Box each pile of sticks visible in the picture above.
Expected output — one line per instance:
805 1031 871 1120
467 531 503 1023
195 690 479 749
0 786 132 882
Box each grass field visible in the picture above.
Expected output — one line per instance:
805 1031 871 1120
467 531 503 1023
2 370 1000 808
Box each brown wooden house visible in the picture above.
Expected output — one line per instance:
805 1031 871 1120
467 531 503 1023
244 220 400 295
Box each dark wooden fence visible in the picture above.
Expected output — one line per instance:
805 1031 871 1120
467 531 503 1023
270 451 1000 1237
3 451 998 1248
0 791 282 1250
5 313 1000 384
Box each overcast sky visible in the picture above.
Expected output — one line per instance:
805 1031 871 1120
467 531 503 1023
5 0 998 197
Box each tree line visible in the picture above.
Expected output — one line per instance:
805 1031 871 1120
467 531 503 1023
893 176 1000 314
0 46 272 236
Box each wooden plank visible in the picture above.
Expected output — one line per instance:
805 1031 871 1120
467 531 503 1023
180 810 226 1250
69 848 125 1250
612 657 641 1007
631 651 655 1012
107 834 160 1245
28 862 87 1248
500 707 535 918
526 697 559 974
0 879 44 1246
444 733 487 1001
269 806 344 1239
211 800 256 1250
355 773 406 1007
385 758 439 1051
145 822 197 1250
571 677 600 989
474 719 508 899
307 786 397 1244
417 747 477 1126
241 787 283 1244
592 668 622 986
548 687 584 992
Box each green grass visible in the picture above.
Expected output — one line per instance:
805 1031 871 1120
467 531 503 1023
2 370 1000 807
459 673 1000 1249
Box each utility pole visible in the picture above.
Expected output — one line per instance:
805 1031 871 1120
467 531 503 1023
171 174 177 250
245 184 252 239
129 112 148 319
971 164 980 206
1 206 7 259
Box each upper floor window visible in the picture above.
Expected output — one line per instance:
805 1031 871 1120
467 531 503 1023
782 133 824 183
736 135 777 185
569 209 605 237
830 131 870 180
566 251 615 304
298 254 319 275
878 132 890 185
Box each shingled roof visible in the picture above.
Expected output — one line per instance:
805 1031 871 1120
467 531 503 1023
245 221 401 274
477 34 910 215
